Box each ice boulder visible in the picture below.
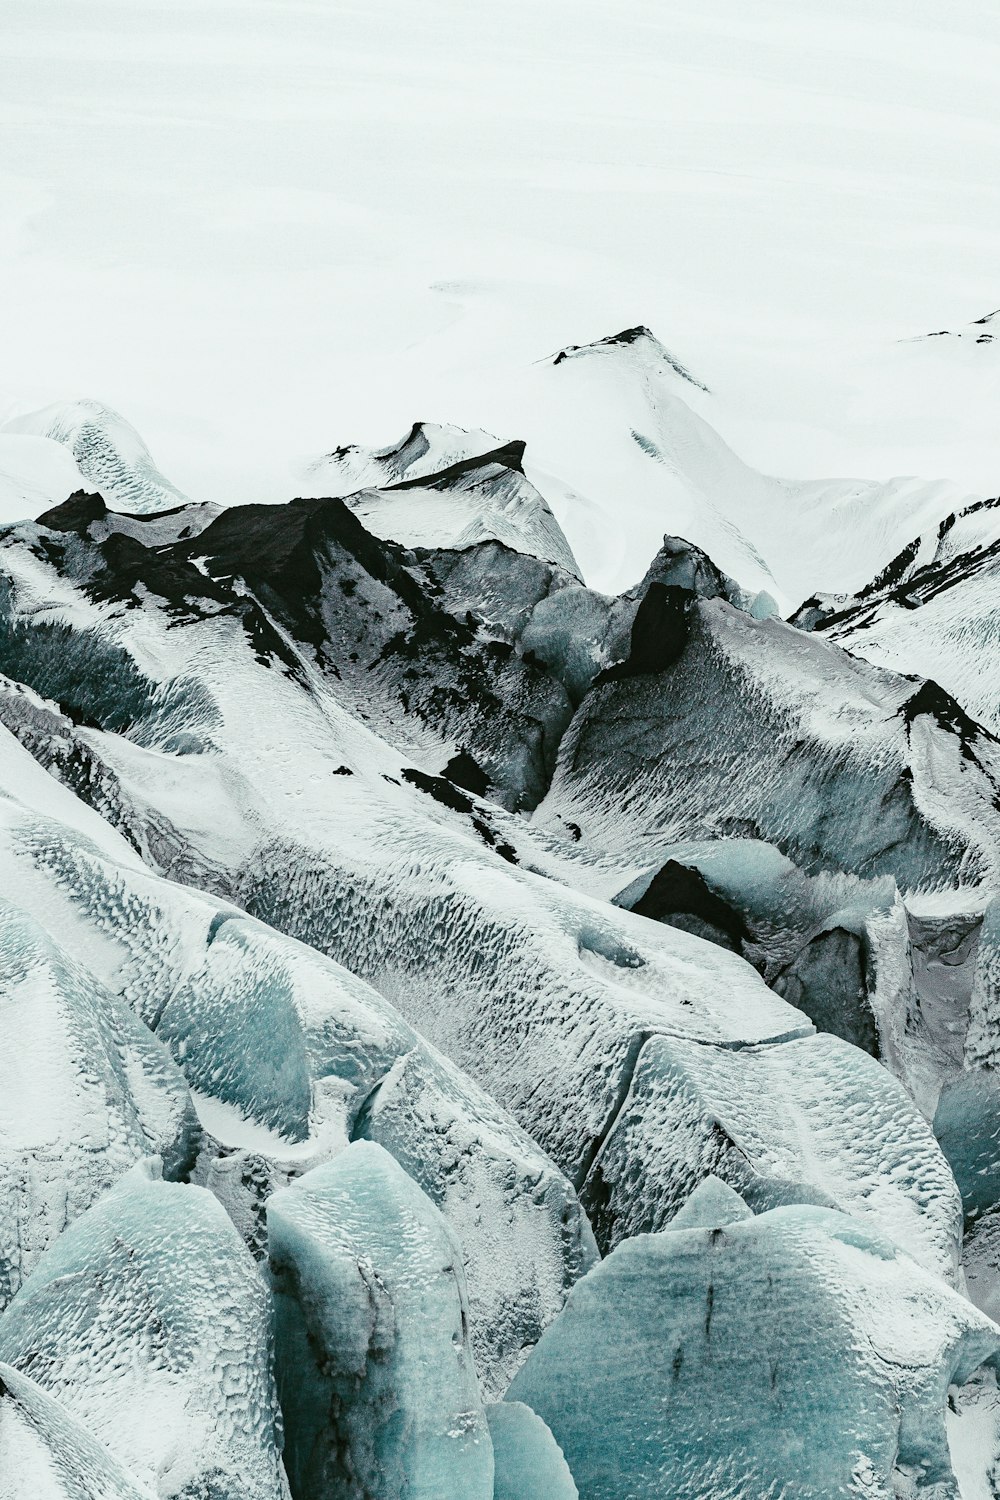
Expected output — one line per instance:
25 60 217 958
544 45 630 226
0 1163 288 1500
485 1402 577 1500
581 1031 962 1280
664 1173 753 1231
267 1141 492 1500
153 907 596 1395
354 1042 598 1395
0 901 198 1307
0 1361 152 1500
509 1198 1000 1500
156 913 415 1145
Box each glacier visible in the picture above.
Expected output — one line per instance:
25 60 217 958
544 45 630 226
1 319 1000 1497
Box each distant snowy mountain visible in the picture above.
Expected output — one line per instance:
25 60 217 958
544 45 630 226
499 326 983 607
912 308 1000 346
302 426 582 576
3 399 191 515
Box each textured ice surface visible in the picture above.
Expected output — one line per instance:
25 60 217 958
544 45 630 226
581 1030 962 1278
0 901 198 1307
486 1402 577 1500
157 913 415 1145
0 1361 152 1500
0 1163 289 1500
160 492 576 812
509 1198 1000 1500
665 1173 754 1230
268 1142 492 1500
355 1042 598 1396
38 489 223 549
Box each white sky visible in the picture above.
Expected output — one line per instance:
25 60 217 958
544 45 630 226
3 0 1000 502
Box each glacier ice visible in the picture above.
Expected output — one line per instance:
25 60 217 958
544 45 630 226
0 1162 289 1500
580 1030 962 1277
0 900 198 1308
664 1173 754 1230
934 1067 1000 1224
267 1141 492 1500
0 1361 152 1500
156 912 415 1144
485 1402 577 1500
354 1041 598 1395
154 910 597 1393
508 1194 1000 1500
